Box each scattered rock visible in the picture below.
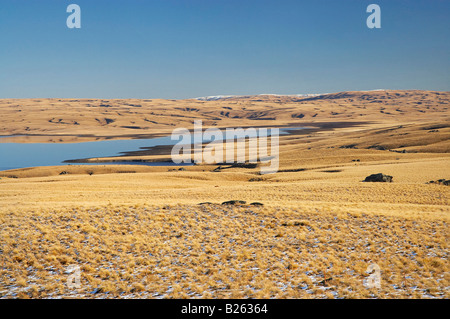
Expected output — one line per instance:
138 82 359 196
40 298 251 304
222 200 246 206
59 171 68 175
178 168 186 171
248 177 265 182
281 220 308 227
250 202 264 206
352 159 360 162
198 202 214 205
389 149 408 154
363 173 393 183
427 179 450 186
340 144 357 149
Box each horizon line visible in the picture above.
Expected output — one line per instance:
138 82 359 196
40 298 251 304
1 88 450 101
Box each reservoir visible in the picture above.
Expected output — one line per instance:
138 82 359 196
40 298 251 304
0 127 302 171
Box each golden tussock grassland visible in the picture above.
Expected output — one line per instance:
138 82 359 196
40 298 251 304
0 203 448 299
0 90 449 298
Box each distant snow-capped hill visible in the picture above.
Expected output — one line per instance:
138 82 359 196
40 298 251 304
195 93 324 101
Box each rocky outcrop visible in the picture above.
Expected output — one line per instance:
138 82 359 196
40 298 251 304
427 179 450 186
363 173 393 183
222 200 246 205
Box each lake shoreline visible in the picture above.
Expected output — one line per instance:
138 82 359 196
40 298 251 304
57 122 370 165
0 121 369 144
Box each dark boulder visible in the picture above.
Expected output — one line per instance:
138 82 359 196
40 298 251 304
428 179 450 186
340 144 357 149
364 173 393 183
222 200 246 206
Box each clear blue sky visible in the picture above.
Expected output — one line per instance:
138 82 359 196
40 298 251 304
0 0 449 99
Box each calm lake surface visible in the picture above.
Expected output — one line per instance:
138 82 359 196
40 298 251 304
0 127 303 171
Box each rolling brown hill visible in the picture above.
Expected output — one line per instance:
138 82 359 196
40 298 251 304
0 90 448 153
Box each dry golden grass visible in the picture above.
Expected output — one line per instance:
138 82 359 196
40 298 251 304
0 151 448 299
0 90 449 299
1 148 448 213
0 203 447 299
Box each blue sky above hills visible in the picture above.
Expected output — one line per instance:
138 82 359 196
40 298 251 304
0 0 448 98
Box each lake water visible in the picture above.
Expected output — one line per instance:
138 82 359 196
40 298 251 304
0 127 302 171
